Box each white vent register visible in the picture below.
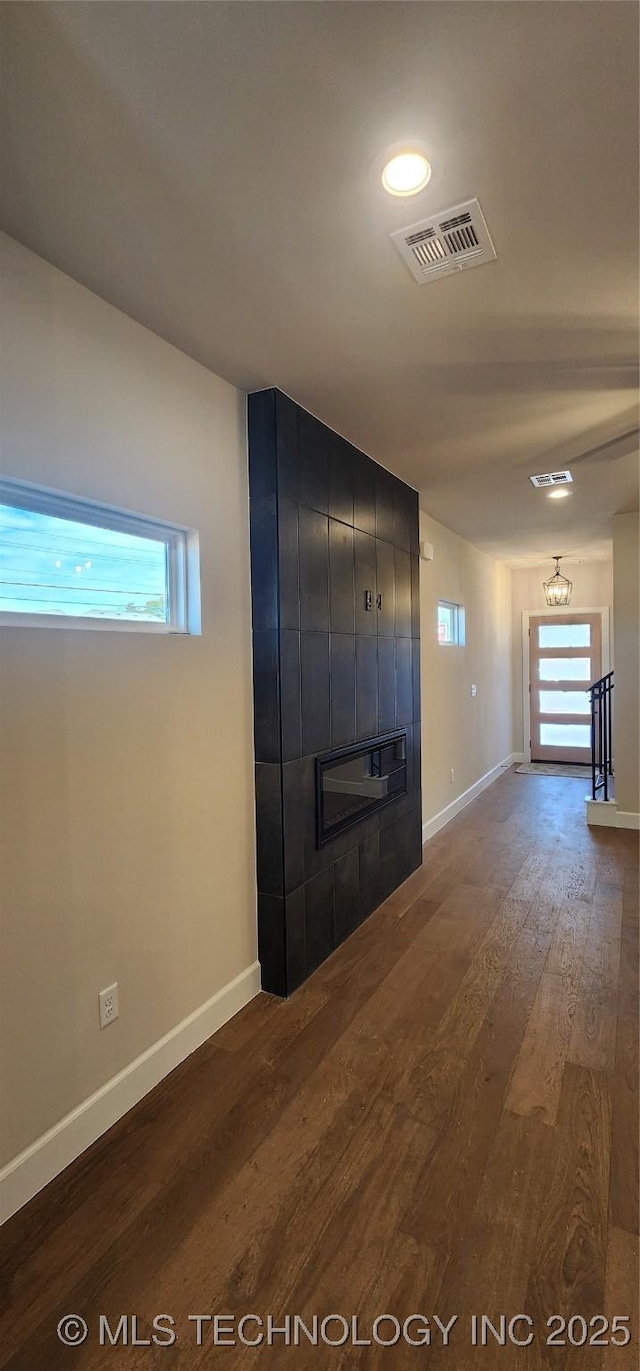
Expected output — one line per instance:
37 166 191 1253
529 471 573 488
391 198 497 284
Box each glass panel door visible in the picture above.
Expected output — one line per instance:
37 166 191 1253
538 623 591 648
529 614 601 764
539 690 590 715
539 658 592 681
539 723 592 749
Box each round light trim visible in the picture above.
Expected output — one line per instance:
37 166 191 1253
547 489 571 500
381 151 432 197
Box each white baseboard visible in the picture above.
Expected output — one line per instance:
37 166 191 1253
585 797 618 827
0 960 262 1225
422 753 523 844
585 799 640 830
616 810 640 830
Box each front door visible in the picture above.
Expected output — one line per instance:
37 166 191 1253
529 613 601 763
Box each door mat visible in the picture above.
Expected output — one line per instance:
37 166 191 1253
515 763 591 779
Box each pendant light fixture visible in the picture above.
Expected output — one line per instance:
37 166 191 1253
543 555 572 607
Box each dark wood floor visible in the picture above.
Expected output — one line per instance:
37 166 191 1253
1 769 638 1369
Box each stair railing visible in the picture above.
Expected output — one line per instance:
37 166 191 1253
587 670 614 801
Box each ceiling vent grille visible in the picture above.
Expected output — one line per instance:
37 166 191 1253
529 470 573 488
390 198 497 284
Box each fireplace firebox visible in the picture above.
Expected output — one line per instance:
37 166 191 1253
316 731 407 847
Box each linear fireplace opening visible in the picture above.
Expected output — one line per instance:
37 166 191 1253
316 731 407 847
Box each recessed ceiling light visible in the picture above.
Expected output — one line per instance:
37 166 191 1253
381 151 432 197
547 489 571 499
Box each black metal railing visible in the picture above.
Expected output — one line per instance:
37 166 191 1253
588 670 614 801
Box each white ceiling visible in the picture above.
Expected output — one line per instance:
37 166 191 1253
1 1 638 563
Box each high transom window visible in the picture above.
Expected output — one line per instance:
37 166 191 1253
437 599 465 646
0 479 199 633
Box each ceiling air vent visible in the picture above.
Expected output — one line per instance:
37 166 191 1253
529 471 573 488
390 198 497 284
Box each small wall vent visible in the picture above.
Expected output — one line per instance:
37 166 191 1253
391 198 497 284
529 471 573 488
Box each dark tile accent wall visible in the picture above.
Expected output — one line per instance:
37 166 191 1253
249 388 422 996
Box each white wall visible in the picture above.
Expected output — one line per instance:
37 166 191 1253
612 513 639 817
0 235 258 1179
510 558 613 755
419 511 513 832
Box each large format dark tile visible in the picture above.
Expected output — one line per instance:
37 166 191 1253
352 446 376 536
252 627 280 763
375 538 395 637
285 885 306 993
411 554 420 638
330 633 356 747
328 432 354 526
298 408 329 514
380 817 401 902
398 800 424 879
393 478 413 552
248 389 277 501
249 497 278 633
305 867 335 974
249 389 421 997
278 498 299 631
255 762 283 896
282 757 306 895
329 519 355 634
276 391 300 503
355 530 377 636
257 893 286 997
280 630 302 763
333 846 360 944
359 830 381 921
377 636 396 733
412 637 421 723
394 547 412 638
356 634 378 740
301 632 330 754
409 490 420 556
406 720 422 798
375 465 396 545
396 637 413 727
299 506 329 632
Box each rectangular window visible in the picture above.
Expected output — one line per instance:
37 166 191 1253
0 479 199 633
437 599 465 645
538 622 590 649
539 690 590 716
539 722 591 749
538 657 591 682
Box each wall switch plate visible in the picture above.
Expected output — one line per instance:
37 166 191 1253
450 768 455 784
470 684 477 697
98 982 119 1029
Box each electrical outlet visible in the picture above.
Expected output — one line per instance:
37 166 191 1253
450 768 455 784
470 683 477 697
98 982 119 1029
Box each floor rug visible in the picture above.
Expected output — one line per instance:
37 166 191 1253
515 762 592 779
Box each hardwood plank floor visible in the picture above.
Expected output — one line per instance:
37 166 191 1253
0 769 637 1369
